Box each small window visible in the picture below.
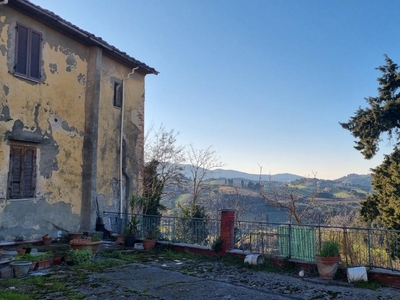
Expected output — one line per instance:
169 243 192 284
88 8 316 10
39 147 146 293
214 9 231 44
113 82 123 108
14 23 42 81
8 145 37 199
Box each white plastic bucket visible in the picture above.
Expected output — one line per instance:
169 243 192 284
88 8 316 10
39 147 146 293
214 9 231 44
347 266 368 283
244 254 265 265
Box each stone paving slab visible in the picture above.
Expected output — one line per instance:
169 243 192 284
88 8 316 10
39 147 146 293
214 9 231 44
91 263 302 300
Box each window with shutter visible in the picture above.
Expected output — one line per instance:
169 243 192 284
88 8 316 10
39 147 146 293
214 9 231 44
14 23 42 81
8 145 37 199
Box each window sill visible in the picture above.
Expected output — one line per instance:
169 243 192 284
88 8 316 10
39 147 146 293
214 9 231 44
12 72 42 84
0 198 40 203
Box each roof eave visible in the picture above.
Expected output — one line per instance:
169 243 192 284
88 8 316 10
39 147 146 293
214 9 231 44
8 0 159 75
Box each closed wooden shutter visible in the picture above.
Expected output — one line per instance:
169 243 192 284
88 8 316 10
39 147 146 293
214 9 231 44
30 30 41 80
16 25 29 76
15 24 41 80
9 147 22 198
22 148 36 197
8 145 36 199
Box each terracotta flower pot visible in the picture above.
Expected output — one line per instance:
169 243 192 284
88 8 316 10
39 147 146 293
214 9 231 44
69 238 101 255
29 262 37 271
89 241 102 255
42 236 53 246
116 235 125 245
68 232 83 241
316 256 340 280
143 239 156 251
36 259 52 270
70 238 91 250
17 248 26 255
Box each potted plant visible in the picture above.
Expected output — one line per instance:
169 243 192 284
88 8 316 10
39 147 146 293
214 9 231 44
124 215 139 247
14 253 37 271
17 247 26 255
142 230 159 251
35 252 53 270
89 232 102 255
22 243 33 254
68 232 83 241
15 252 52 270
116 234 125 245
316 240 341 280
64 248 93 266
10 260 32 278
42 234 53 245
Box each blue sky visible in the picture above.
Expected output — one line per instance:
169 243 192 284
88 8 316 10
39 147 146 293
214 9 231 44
32 0 400 180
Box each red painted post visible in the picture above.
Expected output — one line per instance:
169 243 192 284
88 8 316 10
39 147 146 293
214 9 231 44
220 209 235 253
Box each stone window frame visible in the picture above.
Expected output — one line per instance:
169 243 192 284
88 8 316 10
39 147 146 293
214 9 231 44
14 22 43 82
113 79 123 108
8 144 37 199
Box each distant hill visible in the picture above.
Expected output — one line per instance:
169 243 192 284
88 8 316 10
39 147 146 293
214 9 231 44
211 169 302 182
179 164 302 182
180 164 371 184
334 173 372 189
162 169 372 224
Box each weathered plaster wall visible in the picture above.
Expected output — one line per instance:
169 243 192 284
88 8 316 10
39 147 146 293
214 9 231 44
0 6 88 238
96 55 145 217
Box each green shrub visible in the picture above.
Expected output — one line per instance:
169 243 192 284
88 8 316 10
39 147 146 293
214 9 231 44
65 249 92 265
318 240 340 257
14 252 51 262
211 236 223 253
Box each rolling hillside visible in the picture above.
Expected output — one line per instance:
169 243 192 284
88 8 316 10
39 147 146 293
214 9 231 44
161 172 372 224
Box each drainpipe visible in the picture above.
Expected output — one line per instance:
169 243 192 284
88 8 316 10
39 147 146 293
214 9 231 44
122 140 130 218
0 0 9 5
120 67 139 217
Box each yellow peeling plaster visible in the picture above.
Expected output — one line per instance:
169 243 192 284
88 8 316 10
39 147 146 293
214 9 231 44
96 56 145 207
0 4 151 235
0 10 87 215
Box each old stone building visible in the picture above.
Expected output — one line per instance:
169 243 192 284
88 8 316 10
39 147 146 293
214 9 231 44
0 0 158 240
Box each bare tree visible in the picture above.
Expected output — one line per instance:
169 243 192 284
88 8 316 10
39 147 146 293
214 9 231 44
144 124 186 199
187 144 224 209
259 174 319 225
322 203 358 227
202 186 251 220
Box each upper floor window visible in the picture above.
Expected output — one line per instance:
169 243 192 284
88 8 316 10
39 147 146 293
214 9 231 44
113 82 123 108
8 145 37 199
14 23 42 81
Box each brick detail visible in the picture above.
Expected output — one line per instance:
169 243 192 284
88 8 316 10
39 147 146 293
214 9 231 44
220 210 235 252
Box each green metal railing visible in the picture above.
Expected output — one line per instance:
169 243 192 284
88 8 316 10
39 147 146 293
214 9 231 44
234 221 400 271
103 211 400 271
103 212 220 247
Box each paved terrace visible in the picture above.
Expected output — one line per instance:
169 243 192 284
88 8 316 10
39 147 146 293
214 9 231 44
1 242 399 299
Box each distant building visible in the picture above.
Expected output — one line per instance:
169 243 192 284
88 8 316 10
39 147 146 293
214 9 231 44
0 0 158 239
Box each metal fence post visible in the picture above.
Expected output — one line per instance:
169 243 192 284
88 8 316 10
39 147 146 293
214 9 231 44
343 226 348 268
288 223 292 259
368 228 371 269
